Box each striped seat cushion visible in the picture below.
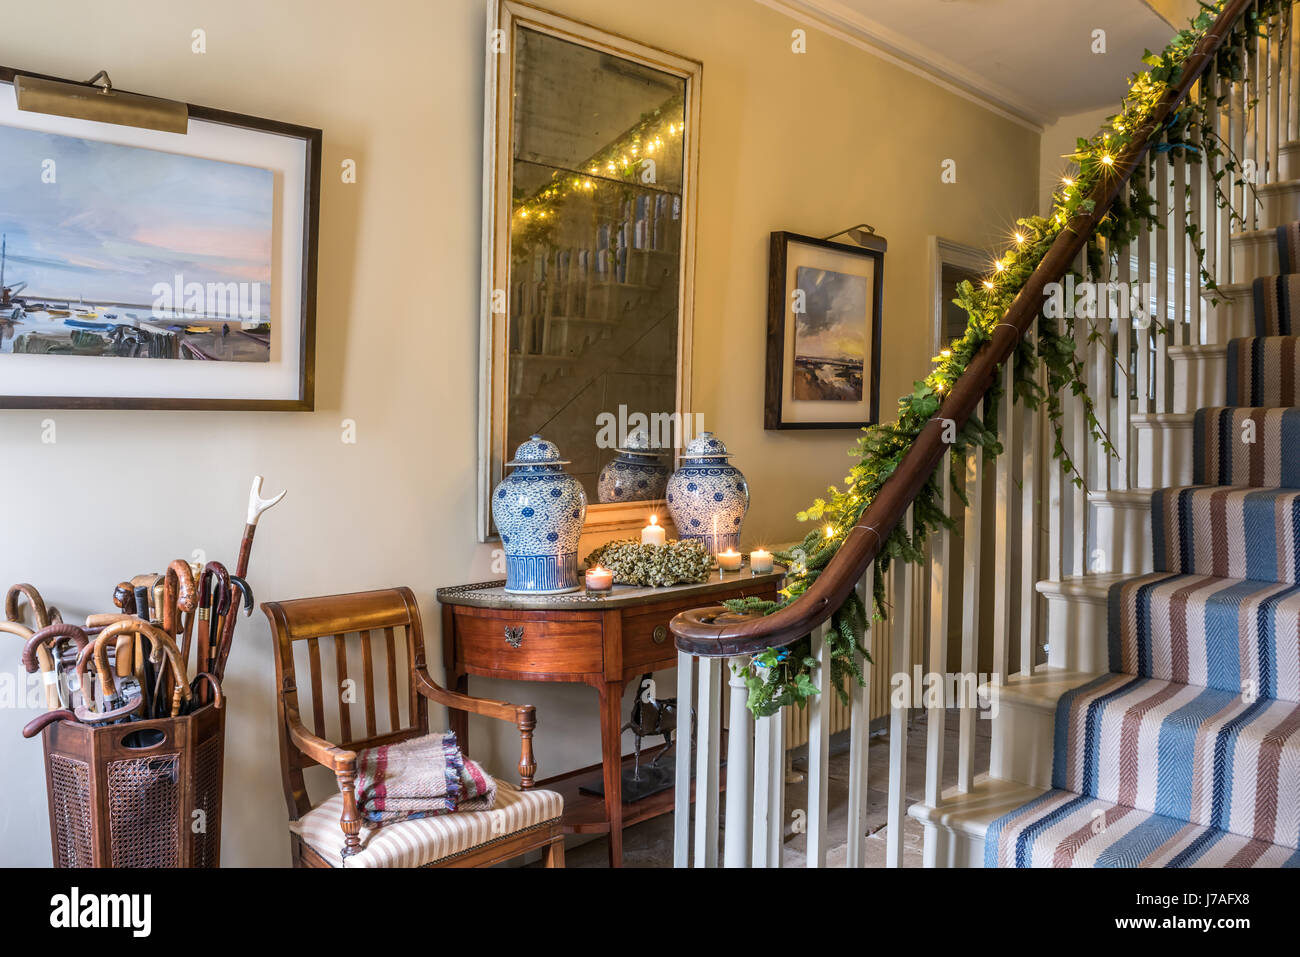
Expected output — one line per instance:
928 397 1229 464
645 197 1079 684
1227 337 1300 406
1108 573 1300 700
1193 407 1300 487
1152 487 1300 582
1052 673 1300 848
985 789 1300 867
1252 274 1300 336
290 781 563 868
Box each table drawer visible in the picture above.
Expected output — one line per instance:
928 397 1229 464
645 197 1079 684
455 613 603 677
621 583 778 672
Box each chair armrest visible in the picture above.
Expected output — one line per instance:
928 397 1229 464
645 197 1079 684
285 708 365 858
286 708 356 772
413 669 538 787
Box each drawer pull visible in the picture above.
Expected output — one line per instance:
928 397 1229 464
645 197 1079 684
652 625 668 645
504 626 524 649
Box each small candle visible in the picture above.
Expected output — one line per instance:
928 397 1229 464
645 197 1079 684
750 548 773 574
585 565 613 592
717 549 743 572
641 514 666 546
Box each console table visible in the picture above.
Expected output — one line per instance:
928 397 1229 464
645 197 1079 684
437 567 783 867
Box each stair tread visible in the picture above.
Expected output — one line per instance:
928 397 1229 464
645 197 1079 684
908 775 1047 837
992 667 1102 712
986 788 1300 867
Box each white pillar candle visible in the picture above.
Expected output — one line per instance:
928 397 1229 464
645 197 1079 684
585 566 613 592
642 514 667 546
717 549 743 572
750 548 773 574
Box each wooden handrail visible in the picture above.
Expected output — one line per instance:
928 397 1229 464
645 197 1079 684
671 0 1253 658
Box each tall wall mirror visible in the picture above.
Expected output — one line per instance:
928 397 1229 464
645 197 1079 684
479 0 701 539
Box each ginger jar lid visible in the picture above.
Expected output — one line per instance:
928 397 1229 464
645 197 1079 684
505 434 570 468
683 431 729 459
616 428 664 458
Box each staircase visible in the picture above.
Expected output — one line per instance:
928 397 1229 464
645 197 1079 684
668 0 1300 869
914 220 1300 867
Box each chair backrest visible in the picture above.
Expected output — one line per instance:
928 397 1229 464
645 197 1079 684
262 587 431 818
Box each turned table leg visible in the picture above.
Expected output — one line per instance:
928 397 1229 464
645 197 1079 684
598 679 625 868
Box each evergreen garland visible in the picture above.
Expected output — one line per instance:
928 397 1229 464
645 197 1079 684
729 0 1276 717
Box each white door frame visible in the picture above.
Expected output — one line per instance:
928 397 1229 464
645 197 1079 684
927 236 987 355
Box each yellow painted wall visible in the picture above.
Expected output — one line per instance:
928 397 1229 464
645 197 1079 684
0 0 1037 865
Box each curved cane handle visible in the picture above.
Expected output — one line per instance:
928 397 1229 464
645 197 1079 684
5 584 50 629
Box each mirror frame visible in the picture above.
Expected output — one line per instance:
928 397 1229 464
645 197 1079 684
478 0 702 541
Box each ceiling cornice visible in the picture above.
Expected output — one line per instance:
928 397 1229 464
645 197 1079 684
755 0 1049 131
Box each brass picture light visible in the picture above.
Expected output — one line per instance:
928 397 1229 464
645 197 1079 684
14 70 188 134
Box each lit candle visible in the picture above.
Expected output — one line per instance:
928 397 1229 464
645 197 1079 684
750 548 773 574
717 549 743 572
641 514 666 546
585 565 613 592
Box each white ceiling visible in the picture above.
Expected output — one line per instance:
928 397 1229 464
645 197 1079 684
765 0 1179 127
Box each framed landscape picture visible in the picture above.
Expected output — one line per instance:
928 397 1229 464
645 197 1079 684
764 230 884 429
0 65 320 410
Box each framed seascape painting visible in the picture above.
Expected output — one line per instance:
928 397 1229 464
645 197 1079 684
764 230 884 430
0 65 320 410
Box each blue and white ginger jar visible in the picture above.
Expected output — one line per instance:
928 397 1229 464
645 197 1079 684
492 435 587 594
666 432 749 554
596 428 669 503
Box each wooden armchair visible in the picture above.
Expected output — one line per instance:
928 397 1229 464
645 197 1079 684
262 587 564 868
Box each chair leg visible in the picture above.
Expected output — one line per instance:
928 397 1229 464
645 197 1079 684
543 836 566 868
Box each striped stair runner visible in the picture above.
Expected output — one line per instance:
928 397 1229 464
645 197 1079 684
987 223 1300 867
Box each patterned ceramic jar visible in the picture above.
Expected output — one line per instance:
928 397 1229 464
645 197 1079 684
492 435 587 594
666 432 749 554
596 429 669 503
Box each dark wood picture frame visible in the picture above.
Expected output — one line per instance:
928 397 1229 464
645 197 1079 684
764 230 884 430
0 64 320 411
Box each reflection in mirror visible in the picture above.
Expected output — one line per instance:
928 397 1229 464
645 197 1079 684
506 25 687 505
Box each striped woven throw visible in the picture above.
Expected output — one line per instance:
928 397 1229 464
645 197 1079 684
355 732 498 825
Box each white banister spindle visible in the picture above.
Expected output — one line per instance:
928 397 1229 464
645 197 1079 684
992 359 1017 681
1019 351 1042 674
693 656 722 868
1156 154 1171 410
924 465 952 825
846 563 874 867
1137 197 1153 415
674 649 695 867
1175 156 1188 347
1116 245 1132 489
1069 264 1088 577
750 698 785 868
723 655 753 868
805 622 832 867
885 508 915 868
957 421 982 793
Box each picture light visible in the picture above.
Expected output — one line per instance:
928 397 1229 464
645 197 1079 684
15 70 188 134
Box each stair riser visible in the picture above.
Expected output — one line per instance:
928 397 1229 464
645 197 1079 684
1205 290 1257 343
1261 182 1300 229
1089 498 1153 575
1041 589 1110 673
1170 350 1227 412
990 698 1057 790
1131 419 1196 488
1279 142 1300 181
1232 232 1279 278
920 823 985 868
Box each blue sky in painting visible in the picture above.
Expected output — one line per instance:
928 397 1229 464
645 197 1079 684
0 125 272 309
